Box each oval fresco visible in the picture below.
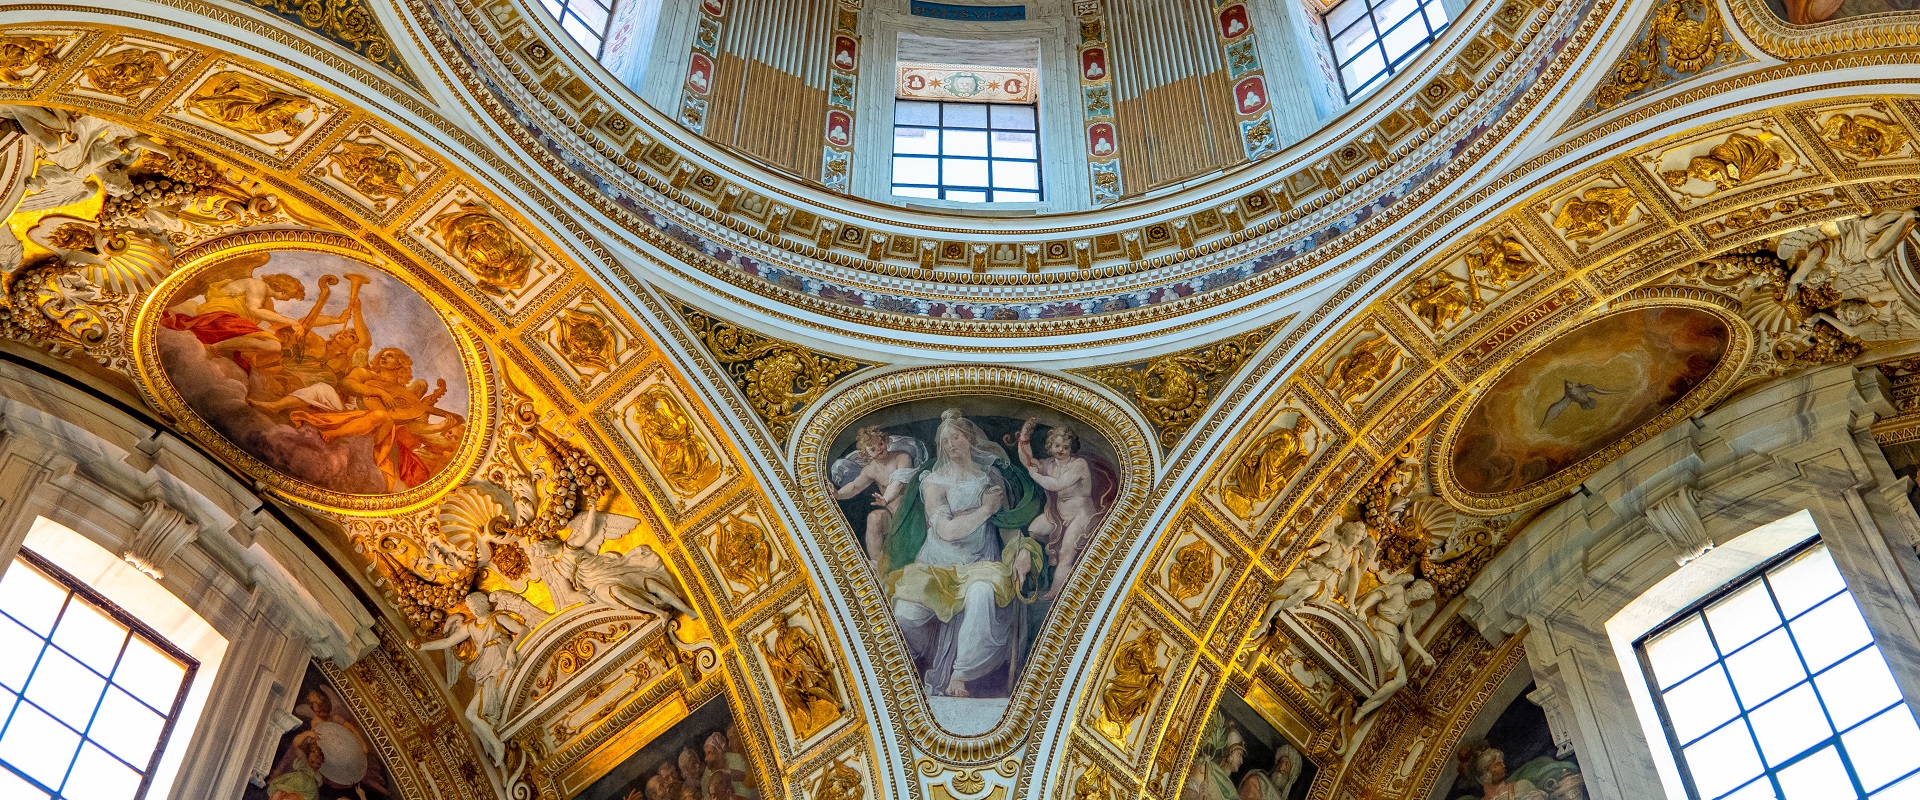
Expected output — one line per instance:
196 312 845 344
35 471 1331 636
824 395 1122 734
1442 305 1741 510
138 238 485 511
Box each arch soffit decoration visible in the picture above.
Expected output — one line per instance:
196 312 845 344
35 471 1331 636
0 17 885 800
1056 85 1920 799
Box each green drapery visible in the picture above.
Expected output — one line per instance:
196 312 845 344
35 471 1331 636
882 458 1045 576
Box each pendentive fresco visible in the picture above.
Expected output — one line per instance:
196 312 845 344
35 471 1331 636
17 1 1920 798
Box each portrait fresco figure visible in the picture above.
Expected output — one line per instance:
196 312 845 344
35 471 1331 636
1446 684 1585 800
155 249 472 497
885 409 1047 698
246 665 394 800
829 425 927 565
1183 690 1319 800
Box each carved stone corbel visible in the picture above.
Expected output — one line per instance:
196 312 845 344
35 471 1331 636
1646 487 1712 566
121 498 197 579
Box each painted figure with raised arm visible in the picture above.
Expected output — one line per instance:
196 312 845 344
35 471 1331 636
884 409 1046 697
1016 419 1117 601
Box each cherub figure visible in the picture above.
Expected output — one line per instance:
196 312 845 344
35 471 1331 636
1017 419 1116 601
829 425 924 565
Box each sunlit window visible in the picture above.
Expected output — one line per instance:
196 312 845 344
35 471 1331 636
0 551 195 800
540 0 615 56
1637 541 1920 800
891 100 1042 203
1324 0 1449 99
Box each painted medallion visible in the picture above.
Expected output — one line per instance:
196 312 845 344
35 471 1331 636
138 238 485 511
825 396 1121 733
1443 305 1739 510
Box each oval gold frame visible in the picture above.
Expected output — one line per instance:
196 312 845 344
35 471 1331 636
132 229 493 515
791 365 1154 762
1430 287 1753 514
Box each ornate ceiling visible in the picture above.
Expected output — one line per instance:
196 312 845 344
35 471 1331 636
2 0 1920 800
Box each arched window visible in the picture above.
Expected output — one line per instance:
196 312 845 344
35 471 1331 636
1625 514 1920 800
0 519 223 800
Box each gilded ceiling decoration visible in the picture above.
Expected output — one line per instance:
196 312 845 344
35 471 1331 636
1068 90 1920 798
671 300 877 445
17 0 1920 796
243 0 418 84
0 19 883 800
1571 0 1750 123
1070 319 1287 452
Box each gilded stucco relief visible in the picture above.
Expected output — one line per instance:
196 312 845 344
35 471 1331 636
0 22 879 800
1073 91 1920 800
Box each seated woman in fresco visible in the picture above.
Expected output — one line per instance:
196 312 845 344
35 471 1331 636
883 409 1046 698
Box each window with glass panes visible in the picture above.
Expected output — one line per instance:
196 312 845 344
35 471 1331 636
891 100 1041 203
1636 540 1920 800
1324 0 1449 99
540 0 615 56
0 550 195 800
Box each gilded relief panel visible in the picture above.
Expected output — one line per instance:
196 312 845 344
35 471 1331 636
66 36 193 106
311 121 437 220
529 286 642 397
690 502 791 619
604 364 736 522
1086 606 1186 763
1204 392 1336 537
1398 226 1556 342
1803 101 1920 171
1530 171 1655 259
408 185 565 316
1144 510 1242 633
164 64 338 161
746 602 850 749
0 31 83 92
1633 119 1819 213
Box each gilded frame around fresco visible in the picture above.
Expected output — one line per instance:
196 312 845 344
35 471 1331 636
130 228 494 514
791 364 1154 762
1429 286 1753 514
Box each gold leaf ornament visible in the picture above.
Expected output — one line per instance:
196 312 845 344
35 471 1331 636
432 205 534 294
1554 185 1639 242
333 138 417 202
84 47 170 97
763 618 844 739
1165 540 1215 602
0 35 61 83
1219 415 1315 520
1096 627 1166 744
555 306 617 373
186 72 315 137
1821 112 1911 164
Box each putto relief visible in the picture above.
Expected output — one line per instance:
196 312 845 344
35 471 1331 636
824 397 1122 732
